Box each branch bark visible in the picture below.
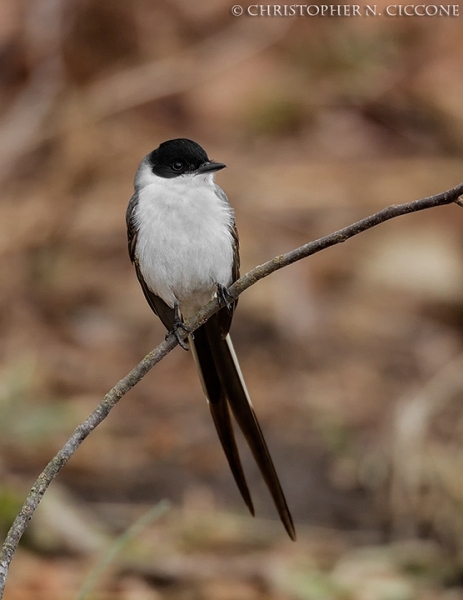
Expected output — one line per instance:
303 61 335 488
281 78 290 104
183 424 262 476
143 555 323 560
1 182 462 596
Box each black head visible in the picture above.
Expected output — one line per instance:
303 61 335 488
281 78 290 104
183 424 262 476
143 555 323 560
147 138 226 179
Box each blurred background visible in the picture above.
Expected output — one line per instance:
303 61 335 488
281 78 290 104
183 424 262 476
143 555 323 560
1 0 463 598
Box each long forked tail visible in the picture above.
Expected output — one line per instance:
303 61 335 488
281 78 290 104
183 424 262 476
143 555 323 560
190 317 296 541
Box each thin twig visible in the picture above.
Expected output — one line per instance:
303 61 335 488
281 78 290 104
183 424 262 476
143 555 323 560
229 183 463 297
1 182 462 596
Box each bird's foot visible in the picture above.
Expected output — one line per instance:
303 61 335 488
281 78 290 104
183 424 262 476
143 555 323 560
166 319 191 350
166 304 191 350
217 284 234 315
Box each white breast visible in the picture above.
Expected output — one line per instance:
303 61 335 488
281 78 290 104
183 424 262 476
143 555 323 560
133 168 235 318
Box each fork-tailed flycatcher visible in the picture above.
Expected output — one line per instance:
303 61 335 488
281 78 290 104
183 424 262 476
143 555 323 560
126 138 295 540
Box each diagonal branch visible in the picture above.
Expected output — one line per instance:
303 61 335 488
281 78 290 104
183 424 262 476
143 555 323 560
229 183 463 297
1 182 462 596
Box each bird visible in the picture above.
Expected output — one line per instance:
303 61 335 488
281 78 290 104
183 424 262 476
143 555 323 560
126 138 295 540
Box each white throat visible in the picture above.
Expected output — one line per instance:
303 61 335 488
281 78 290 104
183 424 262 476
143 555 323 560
133 161 235 318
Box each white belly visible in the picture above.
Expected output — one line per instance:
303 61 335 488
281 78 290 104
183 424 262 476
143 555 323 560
134 179 235 318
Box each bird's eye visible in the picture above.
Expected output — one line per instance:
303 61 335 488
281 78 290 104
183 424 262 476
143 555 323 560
172 161 184 171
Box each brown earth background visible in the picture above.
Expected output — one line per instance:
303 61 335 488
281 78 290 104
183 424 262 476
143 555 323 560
1 1 463 598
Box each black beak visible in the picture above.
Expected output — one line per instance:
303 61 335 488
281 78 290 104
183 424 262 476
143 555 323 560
196 161 226 174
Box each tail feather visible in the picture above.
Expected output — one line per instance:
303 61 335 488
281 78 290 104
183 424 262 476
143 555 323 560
190 326 254 516
194 315 296 541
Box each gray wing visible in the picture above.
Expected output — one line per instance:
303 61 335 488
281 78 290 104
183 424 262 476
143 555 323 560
126 193 175 330
126 193 139 263
214 184 240 337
